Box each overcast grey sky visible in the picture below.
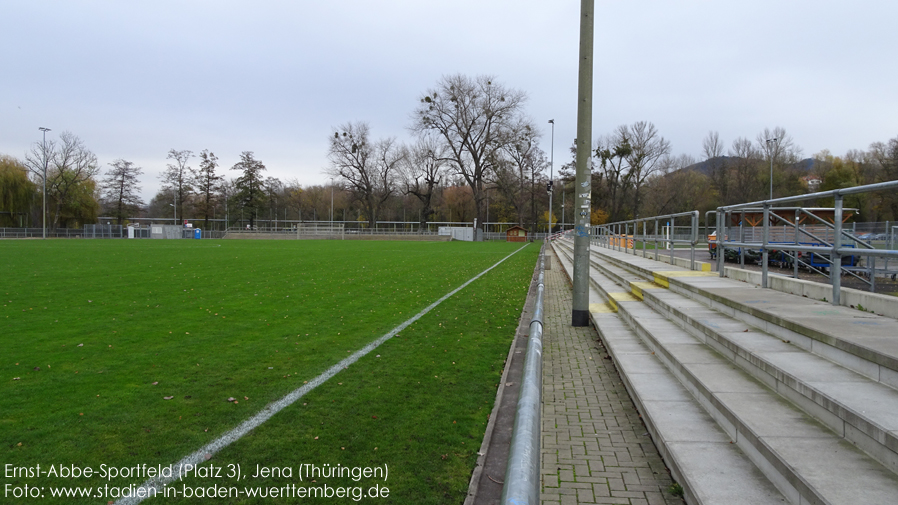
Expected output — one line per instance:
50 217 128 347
2 1 896 201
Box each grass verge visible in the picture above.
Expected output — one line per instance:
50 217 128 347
1 239 538 504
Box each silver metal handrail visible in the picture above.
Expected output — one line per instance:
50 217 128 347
501 252 545 505
590 211 700 270
716 180 898 305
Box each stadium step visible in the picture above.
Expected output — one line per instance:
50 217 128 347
551 238 898 504
552 245 788 504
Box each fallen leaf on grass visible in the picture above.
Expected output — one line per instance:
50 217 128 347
163 396 174 400
227 397 236 402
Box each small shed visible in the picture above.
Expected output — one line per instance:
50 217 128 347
506 225 528 242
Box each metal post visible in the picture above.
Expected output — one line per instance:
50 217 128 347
762 204 770 288
870 256 876 293
794 209 800 279
767 137 777 200
832 194 843 305
571 0 594 327
654 219 659 261
739 211 745 269
642 221 649 258
38 127 51 239
548 119 555 237
669 218 674 265
885 220 890 274
690 211 697 271
717 210 725 277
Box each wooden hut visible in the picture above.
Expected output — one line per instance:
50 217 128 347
506 225 528 242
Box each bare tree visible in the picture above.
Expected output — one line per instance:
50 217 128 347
703 131 729 204
100 159 144 225
618 121 671 218
756 127 802 199
192 150 222 230
327 122 403 228
25 131 100 228
218 178 239 227
594 134 632 222
498 119 545 228
729 137 763 203
161 149 194 221
412 74 527 239
868 136 898 219
400 135 447 227
264 177 283 223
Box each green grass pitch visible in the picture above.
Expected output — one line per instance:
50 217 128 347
1 239 539 504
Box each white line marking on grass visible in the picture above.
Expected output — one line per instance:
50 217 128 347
117 243 530 504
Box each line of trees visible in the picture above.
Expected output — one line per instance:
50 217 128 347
634 129 898 223
329 73 898 233
3 80 897 230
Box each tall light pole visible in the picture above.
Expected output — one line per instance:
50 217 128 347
571 0 594 327
38 127 51 239
766 137 778 200
548 119 555 237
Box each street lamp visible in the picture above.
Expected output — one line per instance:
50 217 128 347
548 119 555 236
766 137 778 200
38 127 51 239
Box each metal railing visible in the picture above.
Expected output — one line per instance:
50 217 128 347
500 250 545 505
590 211 701 271
715 180 898 305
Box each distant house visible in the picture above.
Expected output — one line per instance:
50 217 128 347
801 175 823 192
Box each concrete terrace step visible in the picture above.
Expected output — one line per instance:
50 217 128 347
563 241 898 473
589 243 898 390
551 244 789 505
552 239 898 504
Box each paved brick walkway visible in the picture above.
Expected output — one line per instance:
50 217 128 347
541 251 684 505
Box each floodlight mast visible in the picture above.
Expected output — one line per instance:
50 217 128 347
571 0 594 327
38 127 51 239
548 119 555 237
766 137 778 200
